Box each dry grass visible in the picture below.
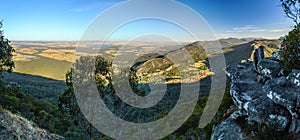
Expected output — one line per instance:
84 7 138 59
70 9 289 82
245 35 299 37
37 49 75 62
17 48 38 55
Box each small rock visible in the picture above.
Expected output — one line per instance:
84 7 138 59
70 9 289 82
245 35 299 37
272 50 284 61
276 77 287 86
287 69 300 87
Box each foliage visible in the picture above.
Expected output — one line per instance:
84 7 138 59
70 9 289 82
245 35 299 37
59 53 235 139
59 55 113 140
0 21 15 76
162 83 234 139
3 72 67 105
0 22 69 135
281 24 300 74
0 81 69 135
280 0 300 73
280 0 300 25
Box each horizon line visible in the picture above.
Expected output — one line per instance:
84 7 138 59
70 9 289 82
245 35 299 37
10 36 281 42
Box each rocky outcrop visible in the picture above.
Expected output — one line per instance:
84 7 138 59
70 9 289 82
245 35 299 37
211 50 300 139
0 108 64 140
258 58 282 82
210 110 248 140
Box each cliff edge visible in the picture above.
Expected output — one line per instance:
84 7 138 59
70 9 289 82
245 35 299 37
211 50 300 139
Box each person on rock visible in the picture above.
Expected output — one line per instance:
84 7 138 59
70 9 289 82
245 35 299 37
254 46 264 71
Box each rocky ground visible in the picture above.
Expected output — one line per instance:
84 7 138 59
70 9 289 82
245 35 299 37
0 108 64 140
211 51 300 139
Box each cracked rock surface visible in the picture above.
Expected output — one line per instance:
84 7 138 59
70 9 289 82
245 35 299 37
0 109 64 140
211 52 300 140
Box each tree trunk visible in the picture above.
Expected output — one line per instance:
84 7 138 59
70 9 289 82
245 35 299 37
87 123 92 140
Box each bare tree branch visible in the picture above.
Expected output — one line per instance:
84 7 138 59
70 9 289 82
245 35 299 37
281 0 300 25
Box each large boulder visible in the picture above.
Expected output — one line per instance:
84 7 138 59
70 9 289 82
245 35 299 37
263 69 300 133
263 76 300 116
226 61 264 111
211 110 249 140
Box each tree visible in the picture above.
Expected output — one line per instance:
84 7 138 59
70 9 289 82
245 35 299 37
281 28 300 74
280 0 300 25
58 55 113 140
0 21 15 76
59 55 145 139
280 0 300 73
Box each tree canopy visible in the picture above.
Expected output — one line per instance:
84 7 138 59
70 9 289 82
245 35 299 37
58 55 114 140
0 21 15 76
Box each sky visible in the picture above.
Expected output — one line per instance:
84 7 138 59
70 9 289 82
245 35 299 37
0 0 295 41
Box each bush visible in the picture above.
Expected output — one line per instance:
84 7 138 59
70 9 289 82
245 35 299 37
281 27 300 74
0 82 69 135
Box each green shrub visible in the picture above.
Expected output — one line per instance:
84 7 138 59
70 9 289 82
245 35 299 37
281 27 300 74
0 82 69 135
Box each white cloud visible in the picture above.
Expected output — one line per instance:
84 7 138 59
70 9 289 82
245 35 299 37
270 28 290 32
227 25 266 33
227 25 290 34
217 25 291 39
232 25 255 31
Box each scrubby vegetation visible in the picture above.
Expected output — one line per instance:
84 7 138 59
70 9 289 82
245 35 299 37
280 0 300 74
0 81 69 134
55 53 234 139
281 27 300 74
3 72 67 104
164 84 233 139
59 56 113 139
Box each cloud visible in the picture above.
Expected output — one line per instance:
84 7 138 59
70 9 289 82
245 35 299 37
227 25 290 33
232 25 255 31
270 28 290 32
218 24 291 39
228 25 266 33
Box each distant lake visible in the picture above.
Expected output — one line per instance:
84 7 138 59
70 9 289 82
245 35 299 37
20 55 36 59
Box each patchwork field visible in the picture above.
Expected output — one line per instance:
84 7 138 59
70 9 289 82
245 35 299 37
10 41 183 80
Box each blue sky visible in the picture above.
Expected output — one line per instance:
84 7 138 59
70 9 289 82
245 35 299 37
0 0 294 41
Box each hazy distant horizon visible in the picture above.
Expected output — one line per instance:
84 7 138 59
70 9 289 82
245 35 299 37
9 36 280 43
0 0 293 41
